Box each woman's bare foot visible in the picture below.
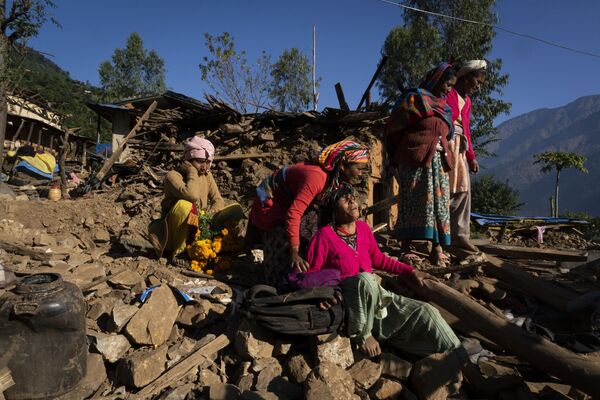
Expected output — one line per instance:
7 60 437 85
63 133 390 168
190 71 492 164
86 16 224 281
360 335 382 358
430 246 450 267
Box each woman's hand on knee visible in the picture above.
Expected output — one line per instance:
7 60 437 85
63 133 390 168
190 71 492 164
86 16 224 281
360 335 382 358
290 246 310 272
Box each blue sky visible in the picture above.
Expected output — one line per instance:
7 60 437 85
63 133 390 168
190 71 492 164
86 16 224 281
29 0 600 124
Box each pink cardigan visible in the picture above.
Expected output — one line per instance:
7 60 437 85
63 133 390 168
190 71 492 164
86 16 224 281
446 88 476 161
307 221 414 280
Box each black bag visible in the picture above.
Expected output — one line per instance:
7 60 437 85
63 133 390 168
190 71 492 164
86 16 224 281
241 285 344 336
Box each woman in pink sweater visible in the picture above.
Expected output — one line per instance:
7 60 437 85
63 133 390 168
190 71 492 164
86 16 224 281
306 184 460 357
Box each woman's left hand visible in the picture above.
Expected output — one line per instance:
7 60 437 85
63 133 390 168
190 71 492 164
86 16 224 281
404 269 434 288
468 159 479 174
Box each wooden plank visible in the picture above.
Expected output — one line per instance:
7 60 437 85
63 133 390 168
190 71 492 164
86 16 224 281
95 101 157 182
59 130 71 199
363 194 400 217
0 240 53 261
334 83 350 111
416 279 600 398
480 243 587 262
357 56 388 110
133 334 230 399
483 255 578 312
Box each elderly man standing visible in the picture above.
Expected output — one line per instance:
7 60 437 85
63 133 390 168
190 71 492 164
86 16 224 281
446 60 487 260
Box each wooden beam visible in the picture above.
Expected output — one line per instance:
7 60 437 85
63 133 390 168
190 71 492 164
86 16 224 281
483 255 578 312
133 334 230 399
59 130 71 199
357 56 388 110
479 243 587 262
334 83 350 111
26 122 35 143
415 279 600 398
363 194 400 217
95 101 157 182
0 240 53 261
12 120 25 142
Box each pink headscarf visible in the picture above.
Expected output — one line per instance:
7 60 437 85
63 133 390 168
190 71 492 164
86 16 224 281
184 136 215 162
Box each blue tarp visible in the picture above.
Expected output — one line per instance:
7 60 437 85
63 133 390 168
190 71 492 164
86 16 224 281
15 160 59 180
471 212 589 227
95 143 112 157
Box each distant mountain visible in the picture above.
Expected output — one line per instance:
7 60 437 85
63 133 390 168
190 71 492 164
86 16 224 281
9 47 107 139
480 95 600 216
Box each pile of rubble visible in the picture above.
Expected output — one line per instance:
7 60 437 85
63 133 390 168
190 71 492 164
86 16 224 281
1 187 600 399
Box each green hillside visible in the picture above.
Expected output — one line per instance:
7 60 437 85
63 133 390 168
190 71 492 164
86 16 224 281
8 48 109 140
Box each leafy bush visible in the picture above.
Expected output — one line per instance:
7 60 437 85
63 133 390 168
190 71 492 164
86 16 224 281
471 175 522 215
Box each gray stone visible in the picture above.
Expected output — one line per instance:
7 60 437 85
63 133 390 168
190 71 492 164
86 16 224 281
34 233 56 247
68 262 105 287
241 391 278 400
305 361 359 400
117 346 168 388
167 337 197 368
369 378 403 400
109 269 144 289
285 353 312 384
236 374 255 392
254 362 282 392
199 369 223 387
67 252 93 268
176 301 207 326
349 358 382 390
251 357 280 373
380 353 412 380
93 229 111 243
209 383 241 400
109 304 139 332
313 334 354 369
409 352 463 400
272 340 292 357
161 382 195 400
234 320 274 361
125 285 181 346
92 332 131 363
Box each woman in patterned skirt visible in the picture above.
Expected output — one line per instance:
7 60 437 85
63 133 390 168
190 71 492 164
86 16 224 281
386 63 457 266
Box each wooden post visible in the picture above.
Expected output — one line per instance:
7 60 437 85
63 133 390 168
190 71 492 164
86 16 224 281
81 142 87 171
412 279 600 398
26 122 35 144
334 83 350 111
36 127 42 146
357 56 388 110
95 101 157 182
59 130 71 199
12 119 25 142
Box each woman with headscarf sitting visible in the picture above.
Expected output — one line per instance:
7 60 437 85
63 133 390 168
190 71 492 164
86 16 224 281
446 60 487 261
247 140 369 288
306 184 460 357
149 136 224 263
386 62 457 266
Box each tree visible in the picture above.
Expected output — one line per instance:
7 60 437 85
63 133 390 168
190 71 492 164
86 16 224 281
0 0 57 166
270 48 314 113
98 32 166 101
471 175 522 215
378 0 511 156
533 151 588 217
199 32 271 113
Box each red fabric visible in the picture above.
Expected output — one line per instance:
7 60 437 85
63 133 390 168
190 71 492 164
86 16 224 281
306 221 414 280
446 89 476 161
389 117 454 171
249 163 327 247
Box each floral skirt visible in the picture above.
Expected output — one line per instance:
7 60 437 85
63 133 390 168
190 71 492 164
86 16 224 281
394 151 451 246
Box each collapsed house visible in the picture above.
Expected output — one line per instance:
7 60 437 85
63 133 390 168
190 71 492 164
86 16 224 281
86 90 399 227
4 94 93 167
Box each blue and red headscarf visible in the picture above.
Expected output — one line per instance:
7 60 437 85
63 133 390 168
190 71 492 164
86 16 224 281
386 62 455 135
